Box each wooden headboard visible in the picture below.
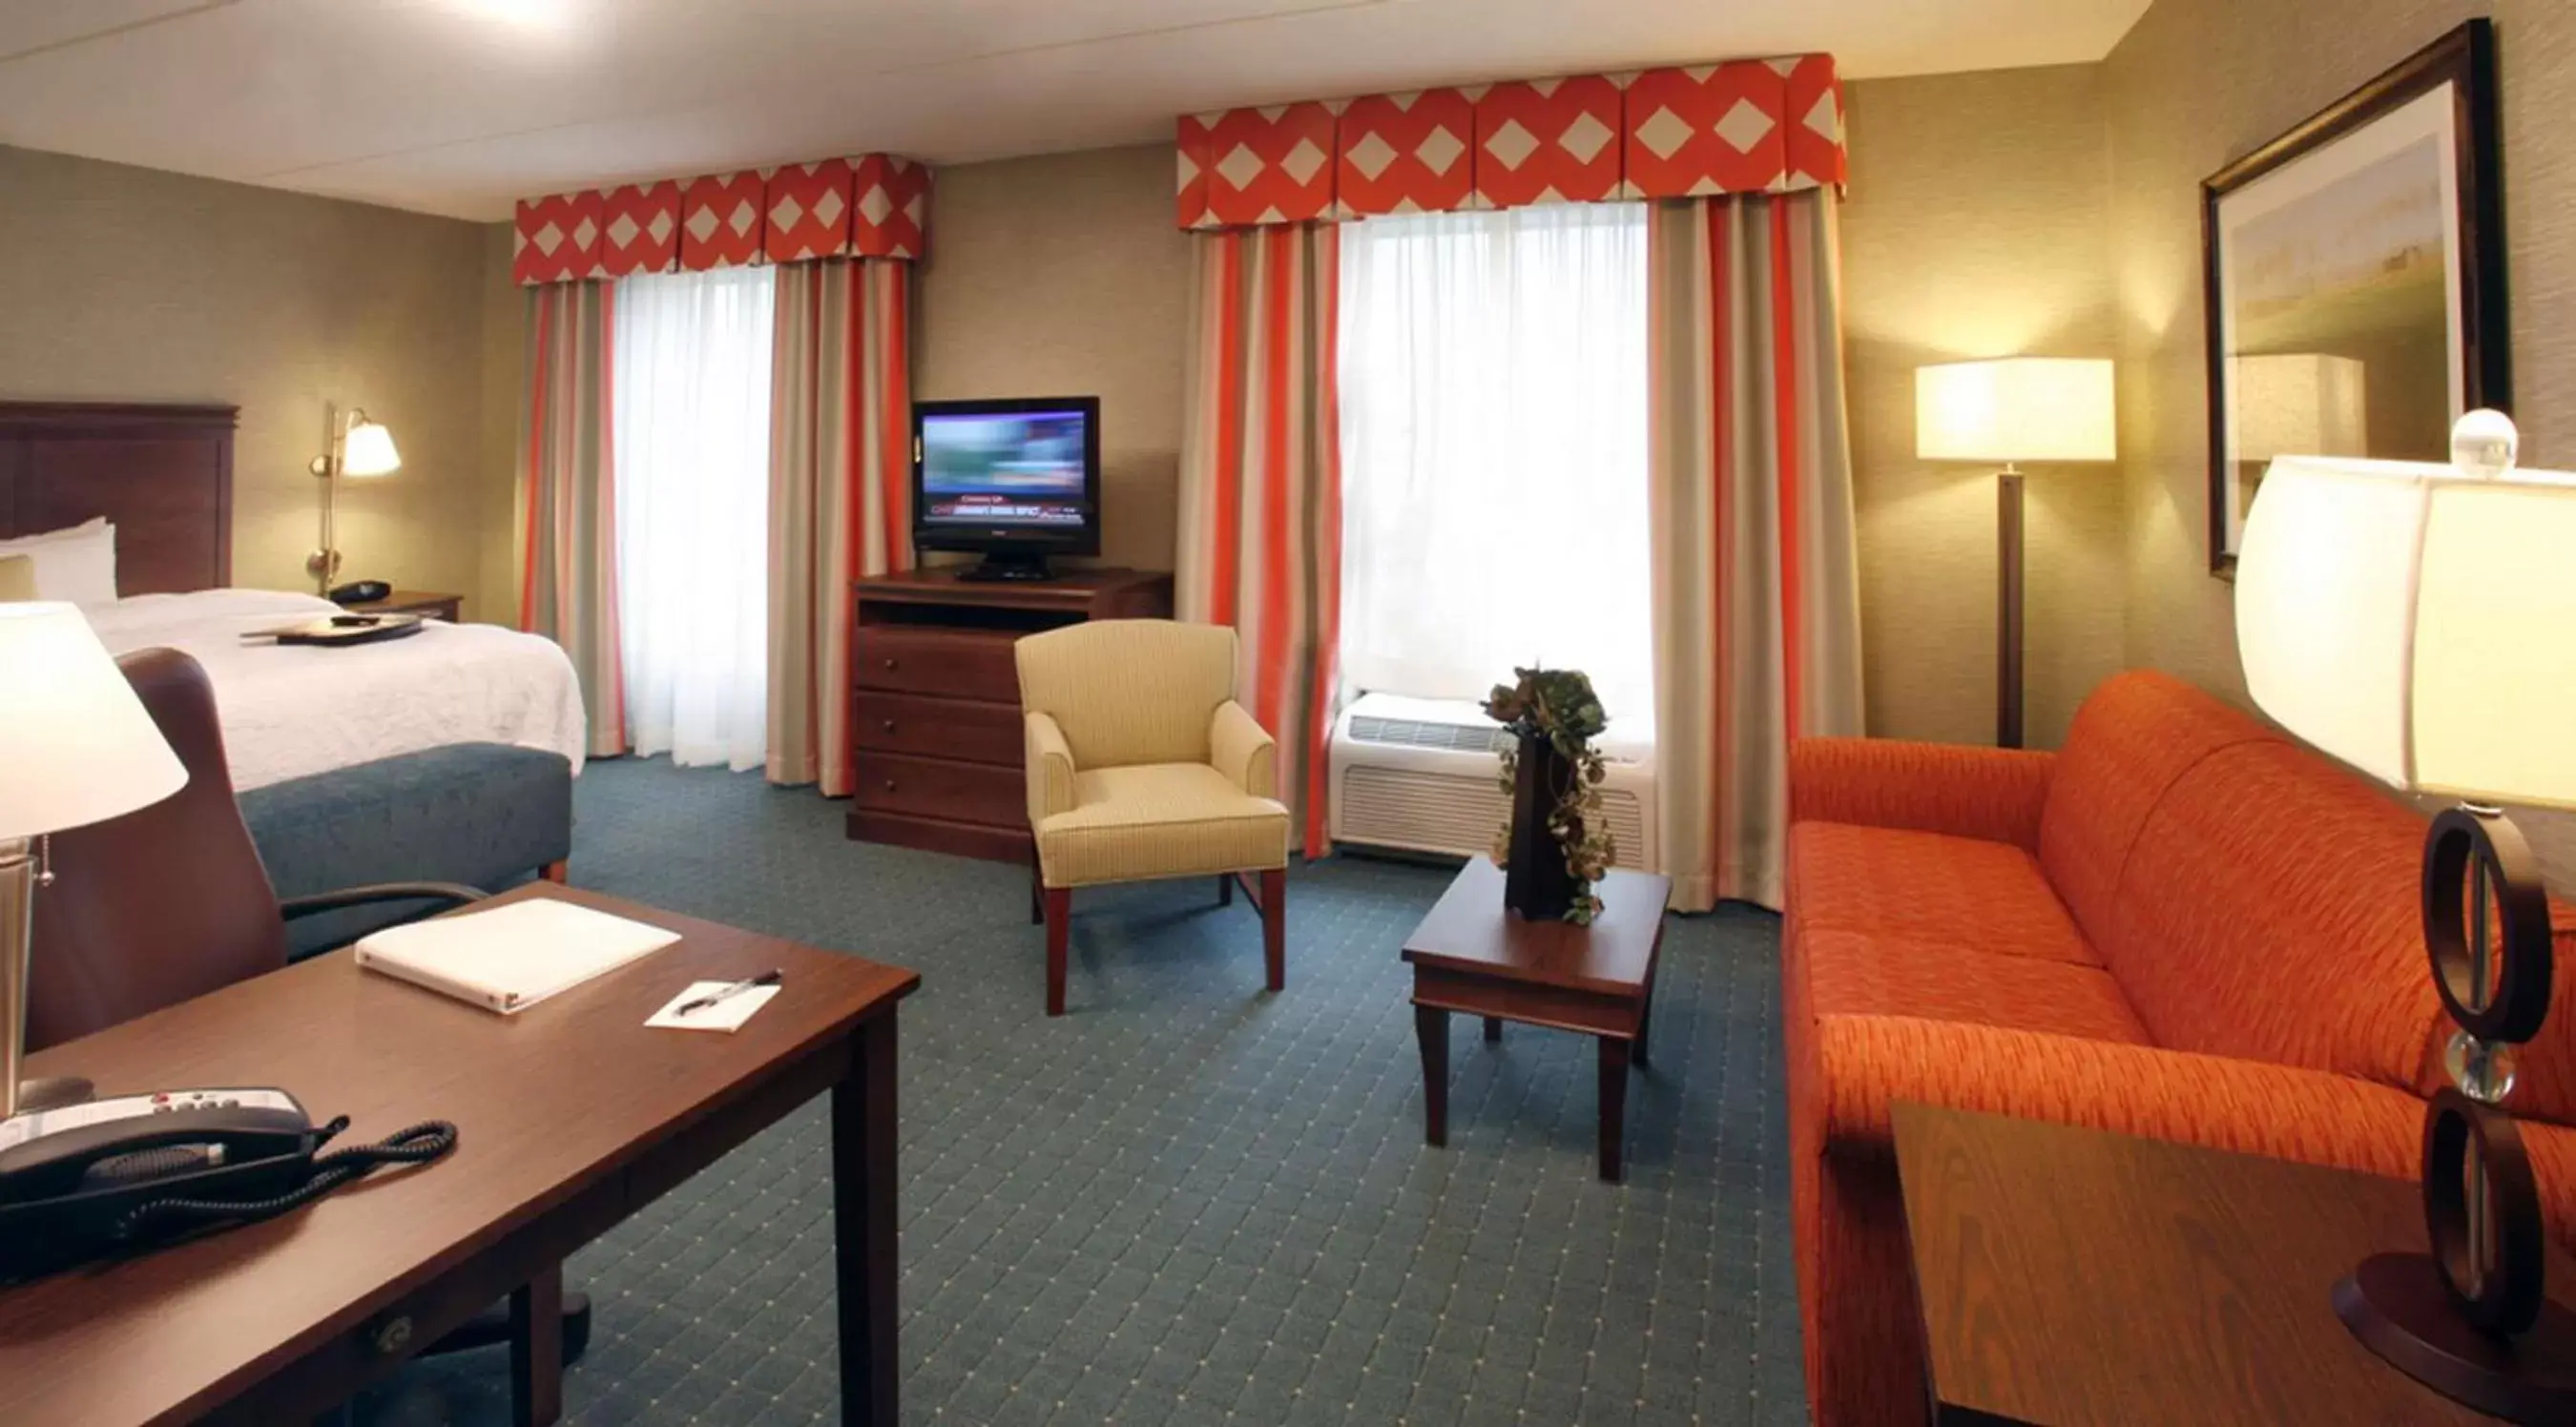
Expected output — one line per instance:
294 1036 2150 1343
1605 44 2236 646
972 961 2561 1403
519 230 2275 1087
0 402 238 594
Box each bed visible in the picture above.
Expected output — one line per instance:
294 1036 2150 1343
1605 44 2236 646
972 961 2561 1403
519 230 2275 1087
3 401 583 951
84 589 585 790
0 402 585 786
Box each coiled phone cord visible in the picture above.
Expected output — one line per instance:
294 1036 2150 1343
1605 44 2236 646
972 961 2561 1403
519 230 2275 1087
114 1116 459 1242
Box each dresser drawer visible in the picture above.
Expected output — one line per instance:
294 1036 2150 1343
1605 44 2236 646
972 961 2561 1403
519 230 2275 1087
853 691 1025 767
852 626 1021 701
853 752 1027 827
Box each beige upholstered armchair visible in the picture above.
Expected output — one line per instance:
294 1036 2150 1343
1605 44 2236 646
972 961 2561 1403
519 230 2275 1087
1015 619 1290 1016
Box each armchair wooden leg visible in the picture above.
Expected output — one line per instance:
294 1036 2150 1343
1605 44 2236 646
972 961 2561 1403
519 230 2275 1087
539 859 568 884
1259 868 1285 992
1043 887 1071 1016
1218 873 1234 907
1029 856 1044 925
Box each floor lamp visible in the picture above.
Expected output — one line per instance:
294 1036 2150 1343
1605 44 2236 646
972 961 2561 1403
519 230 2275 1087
1916 359 2117 748
2236 412 2576 1420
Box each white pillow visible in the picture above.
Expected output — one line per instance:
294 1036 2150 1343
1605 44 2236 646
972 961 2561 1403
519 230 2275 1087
0 520 116 604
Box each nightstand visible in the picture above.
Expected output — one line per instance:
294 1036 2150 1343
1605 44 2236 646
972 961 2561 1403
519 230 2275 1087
343 590 463 623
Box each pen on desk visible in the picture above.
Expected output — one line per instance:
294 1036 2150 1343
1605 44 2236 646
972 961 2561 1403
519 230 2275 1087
676 969 784 1018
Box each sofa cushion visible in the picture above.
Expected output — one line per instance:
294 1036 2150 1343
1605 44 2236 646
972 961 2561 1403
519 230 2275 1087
2099 737 2439 1088
1036 762 1290 886
1803 930 2150 1044
1790 821 2097 966
2038 672 2282 952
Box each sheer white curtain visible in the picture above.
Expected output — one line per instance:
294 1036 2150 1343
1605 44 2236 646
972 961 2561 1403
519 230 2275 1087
613 265 777 770
1336 202 1654 723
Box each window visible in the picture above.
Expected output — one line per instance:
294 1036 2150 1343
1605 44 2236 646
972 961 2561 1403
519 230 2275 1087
1336 202 1653 723
612 264 777 770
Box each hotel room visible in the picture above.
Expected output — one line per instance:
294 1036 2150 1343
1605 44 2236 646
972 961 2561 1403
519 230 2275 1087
6 0 2576 1423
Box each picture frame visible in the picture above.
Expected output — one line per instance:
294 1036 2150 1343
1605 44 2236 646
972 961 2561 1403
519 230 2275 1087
2200 18 2508 573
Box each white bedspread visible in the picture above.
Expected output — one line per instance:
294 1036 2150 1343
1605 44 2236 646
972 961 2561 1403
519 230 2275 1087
85 589 589 792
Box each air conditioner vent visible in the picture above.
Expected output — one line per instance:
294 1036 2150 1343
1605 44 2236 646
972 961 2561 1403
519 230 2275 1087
1329 693 1661 874
1346 715 1511 755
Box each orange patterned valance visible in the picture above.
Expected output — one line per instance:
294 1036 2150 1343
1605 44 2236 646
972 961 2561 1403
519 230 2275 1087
1174 54 1844 230
514 153 930 285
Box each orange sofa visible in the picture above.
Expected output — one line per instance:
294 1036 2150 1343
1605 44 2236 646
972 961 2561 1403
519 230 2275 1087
1782 670 2576 1427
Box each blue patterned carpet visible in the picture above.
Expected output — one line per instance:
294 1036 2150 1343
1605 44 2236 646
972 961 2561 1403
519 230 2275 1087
360 758 1805 1426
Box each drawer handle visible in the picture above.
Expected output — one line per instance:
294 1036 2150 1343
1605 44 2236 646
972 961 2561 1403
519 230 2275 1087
883 657 899 672
881 718 897 734
883 779 898 794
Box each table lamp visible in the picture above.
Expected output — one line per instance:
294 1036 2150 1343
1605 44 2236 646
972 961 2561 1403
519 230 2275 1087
1917 358 2117 747
306 405 401 595
2236 410 2576 1420
0 604 188 1119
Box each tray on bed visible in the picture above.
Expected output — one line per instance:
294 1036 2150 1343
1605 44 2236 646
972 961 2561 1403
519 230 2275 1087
246 612 426 647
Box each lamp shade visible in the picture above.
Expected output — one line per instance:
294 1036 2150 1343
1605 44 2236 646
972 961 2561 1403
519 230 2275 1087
1916 358 2118 464
341 417 401 477
0 603 187 840
2235 418 2576 808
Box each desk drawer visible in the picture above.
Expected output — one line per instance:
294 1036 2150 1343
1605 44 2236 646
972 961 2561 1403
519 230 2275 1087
853 692 1024 766
852 626 1020 701
853 751 1026 827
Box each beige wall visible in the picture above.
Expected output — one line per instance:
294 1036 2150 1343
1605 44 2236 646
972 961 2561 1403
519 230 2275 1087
1839 66 2123 749
914 143 1193 572
2104 0 2576 877
0 144 500 614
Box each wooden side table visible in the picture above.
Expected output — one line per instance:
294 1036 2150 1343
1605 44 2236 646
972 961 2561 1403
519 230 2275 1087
1402 859 1670 1182
343 589 463 622
1893 1103 2575 1424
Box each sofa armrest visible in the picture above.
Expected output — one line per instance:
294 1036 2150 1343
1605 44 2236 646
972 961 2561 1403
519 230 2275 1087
1790 737 2057 850
1026 713 1078 824
1816 1014 2425 1180
1210 700 1278 800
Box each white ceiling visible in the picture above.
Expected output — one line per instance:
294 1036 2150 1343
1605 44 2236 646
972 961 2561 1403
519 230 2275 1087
0 0 2151 221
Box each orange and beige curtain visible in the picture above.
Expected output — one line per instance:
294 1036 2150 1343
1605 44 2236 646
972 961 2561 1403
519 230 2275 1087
511 155 929 283
1174 57 1845 231
1174 55 1850 863
766 259 912 795
517 279 628 757
1650 192 1863 912
1175 224 1342 858
511 152 926 782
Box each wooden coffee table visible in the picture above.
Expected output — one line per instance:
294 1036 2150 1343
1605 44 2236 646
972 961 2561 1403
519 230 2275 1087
1893 1103 2576 1425
1402 858 1670 1182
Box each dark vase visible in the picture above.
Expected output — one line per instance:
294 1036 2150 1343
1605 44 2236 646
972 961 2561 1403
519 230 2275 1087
1504 731 1581 921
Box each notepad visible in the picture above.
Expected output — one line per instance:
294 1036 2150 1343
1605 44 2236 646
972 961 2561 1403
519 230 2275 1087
354 899 681 1014
645 981 782 1033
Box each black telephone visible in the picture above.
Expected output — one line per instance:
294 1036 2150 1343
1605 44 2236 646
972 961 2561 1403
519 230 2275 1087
0 1089 456 1280
328 579 392 606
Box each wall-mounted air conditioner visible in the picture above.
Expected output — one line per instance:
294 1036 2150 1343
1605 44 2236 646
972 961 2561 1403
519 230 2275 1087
1326 692 1659 874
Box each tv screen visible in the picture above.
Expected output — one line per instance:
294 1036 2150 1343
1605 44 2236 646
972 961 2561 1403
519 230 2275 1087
915 399 1098 548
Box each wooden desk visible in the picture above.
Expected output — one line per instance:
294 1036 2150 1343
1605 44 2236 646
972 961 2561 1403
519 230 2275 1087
1402 859 1670 1182
0 883 920 1426
1892 1103 2565 1425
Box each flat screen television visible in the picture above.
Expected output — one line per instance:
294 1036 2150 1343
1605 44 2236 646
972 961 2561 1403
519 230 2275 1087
911 396 1101 581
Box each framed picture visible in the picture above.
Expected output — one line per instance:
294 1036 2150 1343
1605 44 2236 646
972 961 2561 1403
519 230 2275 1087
2201 18 2508 572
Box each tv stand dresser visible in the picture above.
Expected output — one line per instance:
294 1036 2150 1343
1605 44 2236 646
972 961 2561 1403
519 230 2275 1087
848 567 1174 862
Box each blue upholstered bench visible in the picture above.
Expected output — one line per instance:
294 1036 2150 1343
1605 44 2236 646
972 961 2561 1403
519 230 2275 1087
238 743 574 961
